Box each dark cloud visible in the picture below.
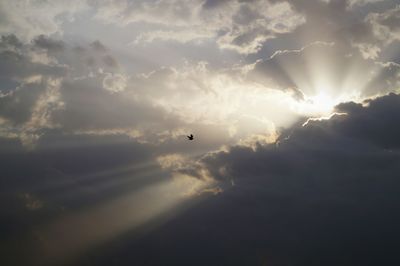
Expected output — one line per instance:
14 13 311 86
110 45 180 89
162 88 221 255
196 93 400 181
71 93 400 266
0 50 66 80
64 41 120 72
33 35 65 53
0 131 167 265
102 54 118 68
0 35 67 129
202 0 230 9
28 92 392 266
333 92 400 148
90 40 108 53
0 81 46 124
0 34 22 49
1 1 400 265
0 35 157 141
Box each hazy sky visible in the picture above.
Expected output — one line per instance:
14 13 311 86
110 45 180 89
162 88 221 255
1 1 400 265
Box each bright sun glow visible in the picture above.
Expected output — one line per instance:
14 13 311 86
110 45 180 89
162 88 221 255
292 91 352 117
307 92 338 114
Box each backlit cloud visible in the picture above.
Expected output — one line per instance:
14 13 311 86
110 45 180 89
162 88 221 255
1 1 400 265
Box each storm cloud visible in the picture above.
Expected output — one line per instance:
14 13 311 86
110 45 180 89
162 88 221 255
96 93 400 266
1 1 400 265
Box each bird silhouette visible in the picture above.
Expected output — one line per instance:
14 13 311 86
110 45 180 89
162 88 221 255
187 134 194 140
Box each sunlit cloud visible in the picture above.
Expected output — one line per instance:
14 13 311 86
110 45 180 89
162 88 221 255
1 1 400 265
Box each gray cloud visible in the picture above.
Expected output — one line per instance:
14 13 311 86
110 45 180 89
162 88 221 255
362 5 400 55
0 34 238 155
64 92 400 266
0 35 135 147
1 1 400 265
0 50 66 81
53 77 169 131
0 34 22 49
92 0 305 54
0 81 48 125
90 40 108 53
33 35 65 53
266 0 399 61
0 0 86 41
185 93 400 183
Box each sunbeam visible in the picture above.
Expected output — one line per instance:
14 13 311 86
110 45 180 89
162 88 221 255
33 176 209 265
1 1 400 265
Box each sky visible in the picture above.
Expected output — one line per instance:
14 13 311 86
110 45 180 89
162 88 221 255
1 0 400 265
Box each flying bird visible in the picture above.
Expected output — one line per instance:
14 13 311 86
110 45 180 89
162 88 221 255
187 134 194 140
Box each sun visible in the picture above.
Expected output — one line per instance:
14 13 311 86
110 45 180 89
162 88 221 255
310 92 337 113
294 91 341 116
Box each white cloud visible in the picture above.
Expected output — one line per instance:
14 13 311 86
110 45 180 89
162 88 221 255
0 0 87 41
103 73 127 93
92 0 305 54
367 5 400 45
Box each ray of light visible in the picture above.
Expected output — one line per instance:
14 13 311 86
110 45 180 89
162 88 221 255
268 42 375 116
33 175 209 265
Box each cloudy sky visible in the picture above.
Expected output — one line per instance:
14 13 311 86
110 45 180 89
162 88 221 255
1 0 400 265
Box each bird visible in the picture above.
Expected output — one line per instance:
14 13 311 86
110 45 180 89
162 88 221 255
187 134 194 140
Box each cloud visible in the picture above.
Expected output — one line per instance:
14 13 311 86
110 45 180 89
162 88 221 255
93 0 305 54
0 38 67 147
0 34 22 49
50 94 400 266
365 5 400 46
333 92 400 148
144 93 400 265
0 35 137 147
1 1 400 265
188 93 400 183
0 48 66 81
0 34 270 152
214 1 305 54
102 73 126 93
273 0 399 61
0 4 400 266
53 77 171 132
0 0 86 41
90 40 108 53
34 35 65 53
347 0 385 8
5 32 395 154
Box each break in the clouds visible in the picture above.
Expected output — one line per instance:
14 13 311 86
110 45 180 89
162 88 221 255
1 1 400 265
